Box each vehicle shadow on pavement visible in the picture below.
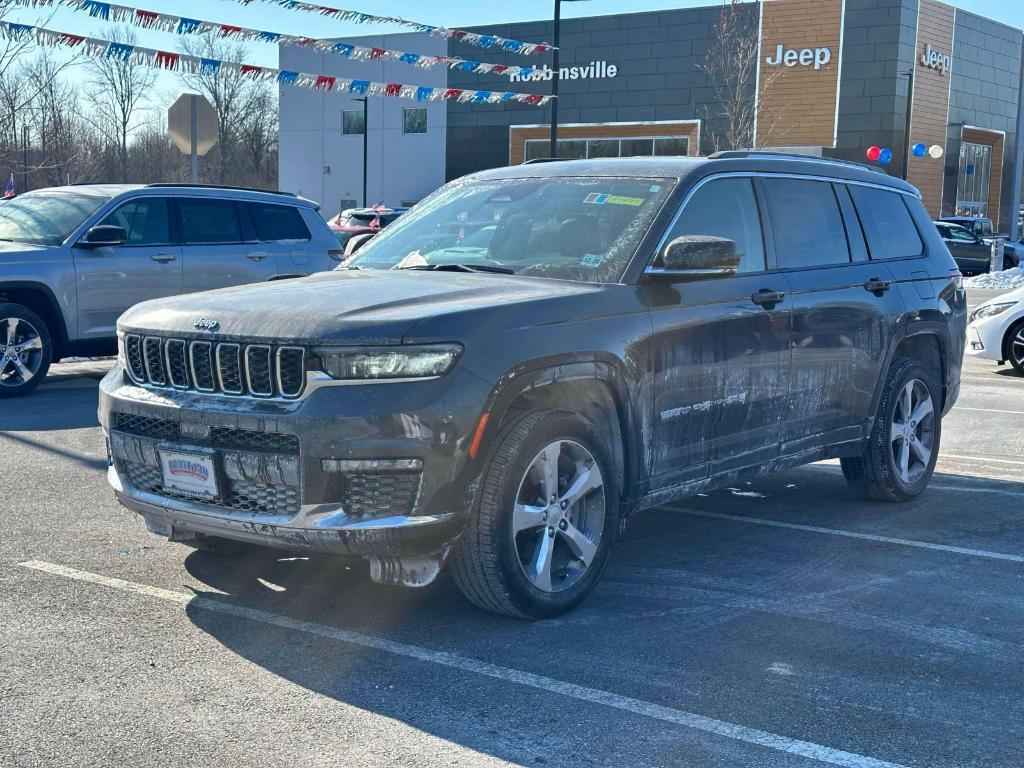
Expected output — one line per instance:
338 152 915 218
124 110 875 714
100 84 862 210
173 462 1024 767
0 387 100 431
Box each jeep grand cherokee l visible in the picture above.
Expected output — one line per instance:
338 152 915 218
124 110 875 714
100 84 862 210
99 153 966 618
0 184 341 397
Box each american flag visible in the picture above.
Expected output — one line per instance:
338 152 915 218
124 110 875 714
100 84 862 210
3 172 14 199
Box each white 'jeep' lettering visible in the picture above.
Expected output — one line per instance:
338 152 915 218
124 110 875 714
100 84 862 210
920 43 951 75
765 44 832 70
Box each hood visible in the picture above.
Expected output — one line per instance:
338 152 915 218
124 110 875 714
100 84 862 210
0 240 52 258
118 268 602 345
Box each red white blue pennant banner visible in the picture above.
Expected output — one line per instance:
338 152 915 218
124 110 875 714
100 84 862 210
16 0 541 78
233 0 554 55
0 21 554 105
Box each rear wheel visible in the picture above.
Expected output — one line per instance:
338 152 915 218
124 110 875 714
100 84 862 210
451 409 618 619
841 359 941 501
1006 320 1024 376
0 303 52 398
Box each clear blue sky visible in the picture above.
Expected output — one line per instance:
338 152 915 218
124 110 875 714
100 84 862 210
7 0 1023 85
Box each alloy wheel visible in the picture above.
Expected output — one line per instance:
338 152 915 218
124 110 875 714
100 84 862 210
0 316 44 390
1011 327 1024 368
889 379 936 484
512 440 605 593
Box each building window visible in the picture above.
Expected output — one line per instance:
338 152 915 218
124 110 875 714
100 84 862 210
403 108 427 134
522 135 690 162
342 110 365 135
956 141 992 216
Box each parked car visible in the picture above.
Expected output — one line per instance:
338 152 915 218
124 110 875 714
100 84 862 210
940 215 997 239
0 183 342 396
935 221 1020 274
327 205 407 250
100 152 966 618
966 285 1024 375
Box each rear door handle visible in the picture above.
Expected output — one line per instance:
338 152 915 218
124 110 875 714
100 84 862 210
751 289 786 309
151 253 176 263
864 277 894 294
247 252 269 262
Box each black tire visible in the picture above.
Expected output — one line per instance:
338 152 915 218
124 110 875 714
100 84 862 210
0 302 52 398
1006 319 1024 376
451 409 619 619
841 359 942 502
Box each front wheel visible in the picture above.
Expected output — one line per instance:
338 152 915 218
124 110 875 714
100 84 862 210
0 303 52 398
841 359 941 501
451 409 619 619
1006 320 1024 376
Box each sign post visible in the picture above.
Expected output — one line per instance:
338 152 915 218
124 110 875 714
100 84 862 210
991 238 1005 274
168 93 219 183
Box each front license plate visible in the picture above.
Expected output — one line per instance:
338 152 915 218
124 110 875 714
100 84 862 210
160 449 219 500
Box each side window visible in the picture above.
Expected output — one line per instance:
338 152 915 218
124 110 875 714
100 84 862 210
762 178 850 268
948 227 975 243
662 177 766 273
834 184 869 262
848 187 923 260
177 199 243 244
98 198 171 246
251 203 311 241
936 225 950 239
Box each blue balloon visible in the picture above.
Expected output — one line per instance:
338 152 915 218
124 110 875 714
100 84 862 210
912 142 927 157
879 148 893 164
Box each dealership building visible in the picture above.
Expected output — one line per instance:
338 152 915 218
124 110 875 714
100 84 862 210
279 0 1024 233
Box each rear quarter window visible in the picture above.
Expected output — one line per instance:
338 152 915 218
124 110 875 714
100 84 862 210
251 203 311 241
849 187 923 260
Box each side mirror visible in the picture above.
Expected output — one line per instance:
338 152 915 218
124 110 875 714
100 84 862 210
80 225 127 248
652 235 741 278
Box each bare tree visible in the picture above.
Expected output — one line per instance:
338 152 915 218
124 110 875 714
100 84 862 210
235 84 278 186
85 25 157 182
698 0 782 152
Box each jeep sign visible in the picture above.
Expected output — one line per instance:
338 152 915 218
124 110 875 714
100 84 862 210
920 43 951 75
764 44 832 70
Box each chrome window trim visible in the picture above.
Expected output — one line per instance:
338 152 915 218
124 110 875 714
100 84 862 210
276 346 306 399
216 343 243 395
644 171 922 275
163 338 189 389
142 336 165 385
189 341 216 393
245 344 274 398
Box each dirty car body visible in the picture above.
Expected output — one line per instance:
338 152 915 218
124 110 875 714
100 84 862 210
100 154 966 617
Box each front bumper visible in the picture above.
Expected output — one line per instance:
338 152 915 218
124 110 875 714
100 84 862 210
100 362 490 560
965 316 1010 362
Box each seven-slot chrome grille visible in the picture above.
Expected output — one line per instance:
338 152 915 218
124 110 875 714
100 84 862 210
123 333 306 399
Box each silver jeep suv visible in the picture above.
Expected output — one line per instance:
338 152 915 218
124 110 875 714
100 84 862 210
0 184 341 396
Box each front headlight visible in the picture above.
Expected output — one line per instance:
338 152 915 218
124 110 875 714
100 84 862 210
969 302 1017 324
314 344 462 380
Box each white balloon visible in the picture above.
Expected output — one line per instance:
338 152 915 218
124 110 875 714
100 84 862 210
928 144 944 159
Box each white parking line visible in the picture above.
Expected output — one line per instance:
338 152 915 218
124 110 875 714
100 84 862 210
953 406 1024 416
19 559 910 768
941 454 1024 467
668 510 1024 563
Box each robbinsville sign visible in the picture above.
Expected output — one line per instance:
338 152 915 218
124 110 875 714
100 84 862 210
919 43 952 75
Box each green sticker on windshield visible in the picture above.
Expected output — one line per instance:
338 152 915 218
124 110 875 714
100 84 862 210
581 253 604 267
606 195 644 207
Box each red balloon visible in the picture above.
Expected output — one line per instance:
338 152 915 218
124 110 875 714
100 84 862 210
866 146 882 161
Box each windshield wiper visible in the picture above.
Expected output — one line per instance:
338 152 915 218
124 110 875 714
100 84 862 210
399 263 515 275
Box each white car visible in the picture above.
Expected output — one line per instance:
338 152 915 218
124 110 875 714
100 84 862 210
966 285 1024 374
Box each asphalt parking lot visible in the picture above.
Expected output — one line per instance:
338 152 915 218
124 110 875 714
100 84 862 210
2 289 1022 768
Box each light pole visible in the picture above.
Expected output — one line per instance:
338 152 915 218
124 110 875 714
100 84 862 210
353 97 368 207
548 0 592 158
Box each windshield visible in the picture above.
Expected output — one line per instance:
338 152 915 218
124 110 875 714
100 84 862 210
0 192 109 246
348 176 672 283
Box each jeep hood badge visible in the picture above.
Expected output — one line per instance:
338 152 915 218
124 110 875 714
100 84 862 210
194 318 219 332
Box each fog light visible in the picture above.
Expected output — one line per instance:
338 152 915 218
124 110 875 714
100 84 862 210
971 341 985 350
321 458 423 473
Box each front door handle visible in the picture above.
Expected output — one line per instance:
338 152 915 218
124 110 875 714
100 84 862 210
864 277 894 294
751 289 786 309
247 252 269 262
151 253 176 263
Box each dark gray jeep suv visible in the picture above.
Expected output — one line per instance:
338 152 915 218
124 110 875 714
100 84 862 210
100 153 966 618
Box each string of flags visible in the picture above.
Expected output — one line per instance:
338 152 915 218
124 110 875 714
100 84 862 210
0 21 555 106
230 0 554 55
15 0 542 79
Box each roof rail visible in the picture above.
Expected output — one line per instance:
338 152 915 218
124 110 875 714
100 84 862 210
146 183 298 197
523 157 565 164
708 150 885 173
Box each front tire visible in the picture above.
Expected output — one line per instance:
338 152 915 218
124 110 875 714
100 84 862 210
0 303 52 398
841 359 941 501
451 409 619 619
1006 320 1024 376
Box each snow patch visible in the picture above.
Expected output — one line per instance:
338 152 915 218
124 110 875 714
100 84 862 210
964 266 1024 290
